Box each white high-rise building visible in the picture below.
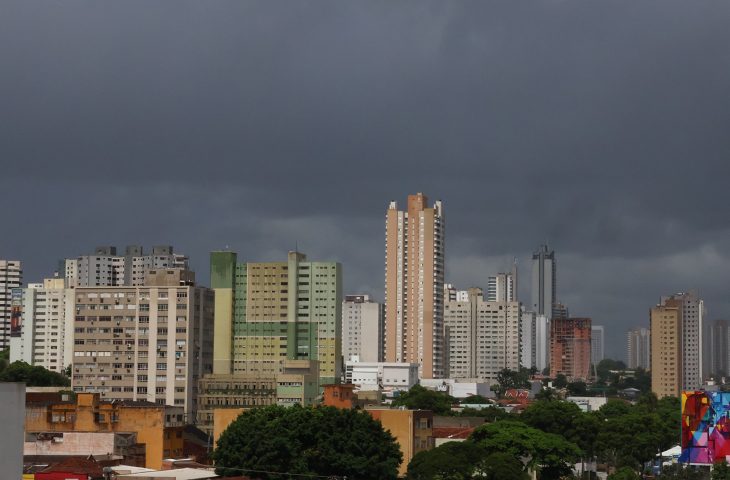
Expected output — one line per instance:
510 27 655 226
444 287 520 382
531 245 556 319
520 309 549 372
64 245 189 287
342 295 384 363
591 325 605 365
385 193 445 379
627 327 651 370
9 278 74 373
487 262 517 302
0 260 23 350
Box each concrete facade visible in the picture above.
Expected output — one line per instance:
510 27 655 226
71 270 214 418
342 294 384 363
531 245 556 320
209 251 342 387
0 383 24 479
64 246 188 288
385 193 445 379
0 259 22 350
591 325 605 365
443 288 520 382
345 361 419 391
366 408 434 477
662 291 704 389
10 278 74 373
651 302 682 398
627 326 651 370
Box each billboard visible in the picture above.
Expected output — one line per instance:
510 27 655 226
9 288 22 338
680 391 730 464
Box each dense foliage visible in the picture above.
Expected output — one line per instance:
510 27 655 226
391 384 456 415
213 405 402 480
0 360 70 386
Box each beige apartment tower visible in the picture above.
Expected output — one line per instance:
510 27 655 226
650 301 682 399
385 193 445 379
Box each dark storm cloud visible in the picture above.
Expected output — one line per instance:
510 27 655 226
2 0 730 357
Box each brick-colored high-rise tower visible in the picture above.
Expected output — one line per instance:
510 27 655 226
384 193 445 379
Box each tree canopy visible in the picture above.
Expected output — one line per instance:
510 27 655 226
470 420 581 479
391 384 455 415
407 440 487 480
212 405 402 480
0 361 70 386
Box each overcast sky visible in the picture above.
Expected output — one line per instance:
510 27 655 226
2 1 729 359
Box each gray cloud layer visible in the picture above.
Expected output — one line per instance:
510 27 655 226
2 0 729 358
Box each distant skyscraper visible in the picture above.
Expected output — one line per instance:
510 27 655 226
0 260 22 350
711 320 730 378
64 245 189 287
487 262 517 302
626 327 651 370
531 245 556 319
444 287 520 381
661 291 704 389
650 301 681 399
342 295 384 363
591 325 605 365
550 317 591 381
385 193 445 379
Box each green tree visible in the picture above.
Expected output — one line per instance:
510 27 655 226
596 412 665 469
596 359 627 384
407 441 486 480
0 361 70 386
567 381 588 396
608 466 641 480
459 406 510 422
0 348 9 373
391 385 455 415
713 461 730 480
213 405 402 480
470 421 580 479
460 395 490 405
554 373 568 389
477 452 529 480
494 368 531 397
657 464 708 479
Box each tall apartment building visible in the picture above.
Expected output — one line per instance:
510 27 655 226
342 295 384 363
520 309 549 371
660 291 704 389
487 263 517 302
531 245 556 319
550 317 591 381
71 269 214 418
210 251 342 386
711 320 730 378
650 301 681 398
64 246 189 287
626 327 651 370
443 287 520 382
385 193 445 379
9 278 74 373
591 325 605 365
0 260 23 350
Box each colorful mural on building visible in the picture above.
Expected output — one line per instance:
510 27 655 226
680 391 730 464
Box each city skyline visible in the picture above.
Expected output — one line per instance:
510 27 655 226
3 1 730 360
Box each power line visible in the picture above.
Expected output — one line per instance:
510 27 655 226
214 465 347 479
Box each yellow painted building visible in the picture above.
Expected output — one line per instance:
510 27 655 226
25 393 186 469
651 301 682 399
366 408 434 476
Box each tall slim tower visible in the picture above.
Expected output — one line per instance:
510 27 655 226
626 327 651 370
661 291 704 389
650 301 682 398
531 245 556 319
385 193 445 379
0 260 22 350
487 262 517 302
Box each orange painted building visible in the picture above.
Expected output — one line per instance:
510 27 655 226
25 393 186 469
322 384 356 409
550 317 592 381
